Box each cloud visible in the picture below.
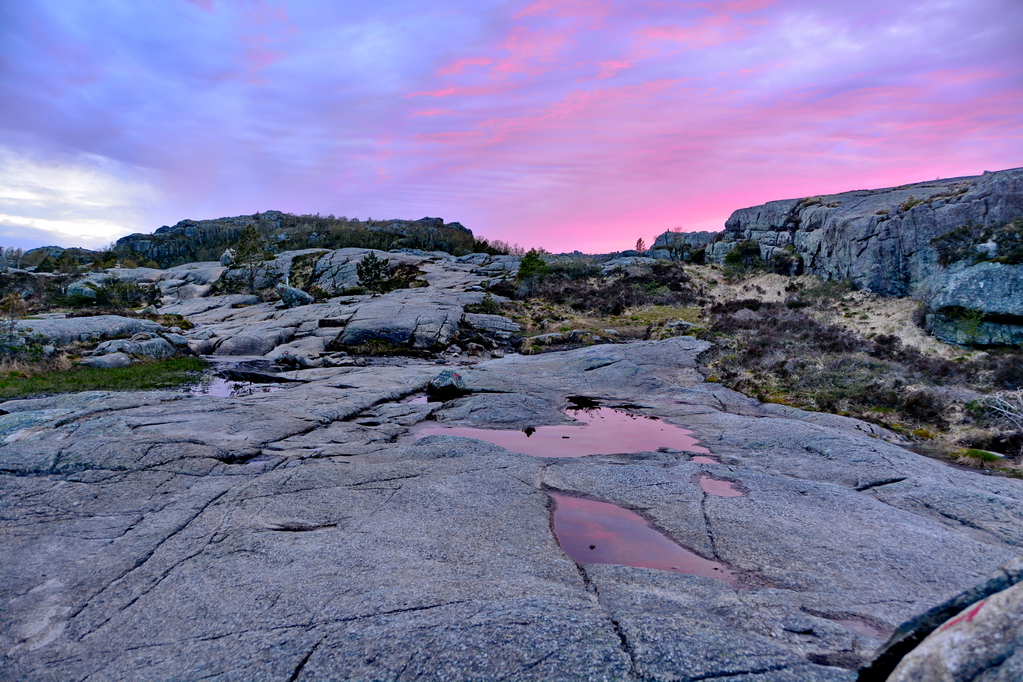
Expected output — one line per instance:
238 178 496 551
0 0 1019 254
0 148 163 249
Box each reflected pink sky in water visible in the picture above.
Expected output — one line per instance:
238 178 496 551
551 493 741 587
416 406 710 457
699 475 744 497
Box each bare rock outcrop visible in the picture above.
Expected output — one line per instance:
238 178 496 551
709 167 1023 297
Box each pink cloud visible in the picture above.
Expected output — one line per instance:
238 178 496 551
437 57 493 76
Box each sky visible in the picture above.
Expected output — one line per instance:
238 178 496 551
0 0 1021 254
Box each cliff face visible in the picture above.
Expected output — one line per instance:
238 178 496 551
709 168 1023 296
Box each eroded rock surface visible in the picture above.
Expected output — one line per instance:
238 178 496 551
2 329 1022 680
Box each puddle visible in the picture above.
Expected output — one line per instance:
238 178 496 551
832 618 887 640
190 377 284 397
401 394 431 405
550 493 741 586
416 406 710 458
699 475 744 497
691 456 718 464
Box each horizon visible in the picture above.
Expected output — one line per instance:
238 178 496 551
2 0 1021 253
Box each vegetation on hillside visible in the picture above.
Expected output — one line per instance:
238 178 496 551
0 357 207 399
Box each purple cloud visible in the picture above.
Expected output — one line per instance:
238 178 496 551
1 0 1020 252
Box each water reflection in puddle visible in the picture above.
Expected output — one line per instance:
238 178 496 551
401 394 430 405
832 618 887 640
699 475 744 497
691 455 718 464
550 493 741 587
190 377 283 398
416 406 709 457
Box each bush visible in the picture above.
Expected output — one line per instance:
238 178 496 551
931 218 1023 266
356 252 389 292
519 261 700 316
517 249 549 280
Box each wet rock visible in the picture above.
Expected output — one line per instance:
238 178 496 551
427 369 469 398
273 350 322 369
78 352 133 369
276 284 315 308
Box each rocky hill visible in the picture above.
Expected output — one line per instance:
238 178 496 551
707 167 1023 296
115 211 478 267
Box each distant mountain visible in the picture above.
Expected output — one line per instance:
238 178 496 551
115 211 479 268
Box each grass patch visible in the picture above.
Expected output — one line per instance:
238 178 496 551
330 339 434 358
0 357 208 399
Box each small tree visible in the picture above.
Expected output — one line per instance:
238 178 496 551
3 247 24 270
517 248 549 280
635 238 647 253
1 293 27 344
356 252 390 292
234 225 274 292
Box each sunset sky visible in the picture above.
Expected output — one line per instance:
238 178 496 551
1 0 1021 253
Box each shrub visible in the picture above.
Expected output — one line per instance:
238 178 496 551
517 249 550 280
356 252 389 292
724 240 762 268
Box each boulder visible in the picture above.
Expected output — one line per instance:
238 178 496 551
105 267 168 284
883 578 1023 681
338 289 462 349
92 336 177 359
858 554 1023 681
462 313 521 334
66 281 97 299
78 352 133 369
213 326 295 356
924 262 1023 346
14 316 164 346
427 369 469 398
272 350 323 369
276 284 314 308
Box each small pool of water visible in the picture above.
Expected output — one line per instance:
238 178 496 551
832 618 887 640
190 378 284 397
416 406 709 458
691 455 718 464
699 475 744 497
550 493 742 587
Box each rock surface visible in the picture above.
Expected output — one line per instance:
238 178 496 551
2 327 1022 680
858 554 1023 681
710 167 1023 296
923 261 1023 346
14 315 164 346
883 579 1023 681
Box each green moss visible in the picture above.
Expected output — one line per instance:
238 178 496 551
955 448 1003 462
0 357 208 399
